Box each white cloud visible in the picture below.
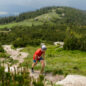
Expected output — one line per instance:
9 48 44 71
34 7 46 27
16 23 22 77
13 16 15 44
0 0 32 6
0 11 8 15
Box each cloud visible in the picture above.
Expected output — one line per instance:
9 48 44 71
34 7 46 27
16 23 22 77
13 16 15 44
0 0 86 10
0 0 86 16
0 11 8 15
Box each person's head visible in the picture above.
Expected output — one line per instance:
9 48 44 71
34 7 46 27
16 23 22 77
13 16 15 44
41 45 47 51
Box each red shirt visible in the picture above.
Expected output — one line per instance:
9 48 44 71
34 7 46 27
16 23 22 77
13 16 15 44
33 48 45 60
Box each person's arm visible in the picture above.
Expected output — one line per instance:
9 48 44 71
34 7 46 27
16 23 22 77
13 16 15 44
35 55 38 63
42 53 45 60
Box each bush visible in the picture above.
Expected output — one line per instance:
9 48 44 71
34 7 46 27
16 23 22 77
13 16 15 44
53 68 64 75
33 75 44 86
0 67 4 80
29 39 41 46
64 32 86 51
13 38 27 48
0 25 66 47
79 35 86 51
64 33 78 50
0 45 4 52
64 28 86 51
0 53 10 58
0 64 47 86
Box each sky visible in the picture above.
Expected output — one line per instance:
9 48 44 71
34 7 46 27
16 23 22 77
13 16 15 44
0 0 86 17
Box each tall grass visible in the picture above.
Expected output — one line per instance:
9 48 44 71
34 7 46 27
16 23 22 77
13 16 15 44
0 63 54 86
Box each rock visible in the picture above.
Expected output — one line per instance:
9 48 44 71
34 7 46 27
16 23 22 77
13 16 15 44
45 73 64 83
54 42 64 46
56 75 86 86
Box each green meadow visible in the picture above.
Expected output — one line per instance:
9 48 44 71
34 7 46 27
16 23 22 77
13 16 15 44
21 44 86 76
0 11 61 29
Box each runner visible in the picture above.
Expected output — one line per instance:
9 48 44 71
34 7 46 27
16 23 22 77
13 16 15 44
31 45 47 74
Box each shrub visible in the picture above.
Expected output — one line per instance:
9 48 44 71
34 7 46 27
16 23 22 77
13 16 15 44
0 44 4 52
53 68 64 75
79 35 86 51
29 39 41 46
64 33 78 50
13 38 27 48
33 75 44 86
64 32 86 51
0 53 10 58
0 67 4 80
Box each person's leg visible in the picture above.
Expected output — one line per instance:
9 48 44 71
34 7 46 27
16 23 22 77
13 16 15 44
40 60 45 74
32 62 37 68
31 60 37 73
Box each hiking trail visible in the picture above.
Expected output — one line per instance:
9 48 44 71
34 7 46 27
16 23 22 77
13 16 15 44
2 45 64 83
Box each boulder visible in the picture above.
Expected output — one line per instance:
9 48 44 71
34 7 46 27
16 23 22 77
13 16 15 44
56 75 86 86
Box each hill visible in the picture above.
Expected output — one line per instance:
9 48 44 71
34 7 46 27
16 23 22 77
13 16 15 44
0 6 86 51
0 6 86 29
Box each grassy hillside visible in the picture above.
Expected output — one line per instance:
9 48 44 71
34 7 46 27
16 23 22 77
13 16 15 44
0 10 60 29
0 6 86 51
0 19 43 29
0 7 86 86
0 6 86 29
34 11 61 22
21 44 86 76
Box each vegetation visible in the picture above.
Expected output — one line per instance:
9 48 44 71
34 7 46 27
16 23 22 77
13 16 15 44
64 27 86 51
0 6 86 51
0 45 17 66
0 24 86 51
0 6 86 86
0 44 5 52
21 44 86 76
0 45 10 59
0 24 66 46
0 65 48 86
1 44 86 86
0 6 86 28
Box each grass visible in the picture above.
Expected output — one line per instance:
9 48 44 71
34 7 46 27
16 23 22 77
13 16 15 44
0 11 60 29
0 22 18 29
0 52 10 58
0 53 18 66
21 44 86 76
35 11 61 22
0 19 43 29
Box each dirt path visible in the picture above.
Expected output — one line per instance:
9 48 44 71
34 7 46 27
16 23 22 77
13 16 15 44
2 45 64 83
2 45 28 72
3 45 28 63
29 70 64 83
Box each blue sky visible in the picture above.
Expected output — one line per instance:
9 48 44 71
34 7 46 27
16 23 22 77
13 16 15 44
0 0 86 17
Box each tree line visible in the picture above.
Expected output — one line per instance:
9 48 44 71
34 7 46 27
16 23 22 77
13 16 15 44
0 6 86 26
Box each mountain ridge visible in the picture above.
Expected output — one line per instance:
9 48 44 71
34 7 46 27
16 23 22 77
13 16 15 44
0 6 86 28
